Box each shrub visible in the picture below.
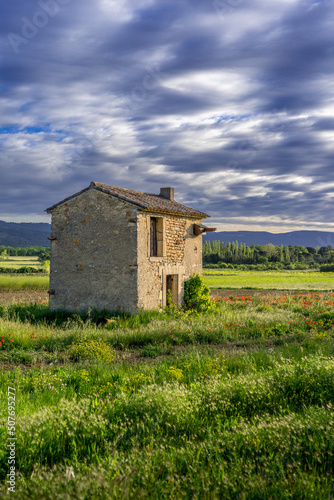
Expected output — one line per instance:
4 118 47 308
0 267 43 274
183 273 213 312
41 260 50 273
319 264 334 272
68 338 115 363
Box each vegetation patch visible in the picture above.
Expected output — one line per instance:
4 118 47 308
68 338 115 363
203 269 334 291
0 275 49 292
0 291 334 498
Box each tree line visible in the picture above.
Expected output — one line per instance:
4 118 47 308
0 245 49 257
203 241 334 270
0 246 50 273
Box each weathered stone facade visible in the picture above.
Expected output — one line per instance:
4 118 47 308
137 213 202 309
46 183 210 313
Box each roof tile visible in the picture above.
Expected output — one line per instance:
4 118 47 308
45 182 209 219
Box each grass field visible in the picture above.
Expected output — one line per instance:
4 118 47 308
0 257 41 269
1 269 333 294
0 293 334 498
0 275 49 292
203 269 334 291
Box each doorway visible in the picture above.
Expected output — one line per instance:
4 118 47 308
166 274 178 306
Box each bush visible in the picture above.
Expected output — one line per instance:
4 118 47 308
41 260 50 273
183 274 213 312
68 338 115 363
319 264 334 272
0 267 43 274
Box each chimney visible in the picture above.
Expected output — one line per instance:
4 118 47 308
159 187 174 201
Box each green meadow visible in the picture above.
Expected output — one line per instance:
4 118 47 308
1 269 334 294
0 275 49 292
0 257 41 269
0 293 334 498
203 269 334 291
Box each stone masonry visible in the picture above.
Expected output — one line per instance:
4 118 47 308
46 182 211 313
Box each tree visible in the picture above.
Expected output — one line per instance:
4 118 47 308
306 247 316 255
264 243 276 261
203 241 212 256
0 249 8 261
284 246 290 263
279 245 284 263
38 250 50 263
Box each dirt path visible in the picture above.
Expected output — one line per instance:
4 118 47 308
0 291 49 305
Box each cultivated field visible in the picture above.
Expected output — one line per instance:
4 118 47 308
0 256 41 269
1 269 333 295
0 292 334 498
203 269 334 291
0 275 49 292
0 257 48 293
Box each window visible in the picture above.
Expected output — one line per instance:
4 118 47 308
150 217 158 256
150 217 165 257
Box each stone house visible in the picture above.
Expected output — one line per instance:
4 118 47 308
45 182 214 313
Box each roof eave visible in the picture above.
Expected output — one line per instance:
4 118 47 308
92 185 147 210
45 182 210 219
45 186 92 213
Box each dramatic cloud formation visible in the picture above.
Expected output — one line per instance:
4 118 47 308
1 0 333 231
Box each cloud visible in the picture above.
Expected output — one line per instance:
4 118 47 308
0 0 333 232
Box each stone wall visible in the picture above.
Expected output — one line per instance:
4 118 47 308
49 188 205 313
49 189 139 313
137 212 203 310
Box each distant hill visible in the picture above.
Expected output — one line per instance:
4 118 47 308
203 230 334 248
1 220 334 249
0 220 51 247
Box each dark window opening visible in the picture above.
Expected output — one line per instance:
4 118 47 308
150 217 157 256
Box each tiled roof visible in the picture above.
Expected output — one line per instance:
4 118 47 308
45 182 209 219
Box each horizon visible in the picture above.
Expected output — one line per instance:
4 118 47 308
2 217 334 236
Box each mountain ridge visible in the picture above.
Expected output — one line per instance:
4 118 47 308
203 230 334 248
1 220 334 248
0 220 51 247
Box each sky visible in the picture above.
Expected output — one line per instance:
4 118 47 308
1 0 334 233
